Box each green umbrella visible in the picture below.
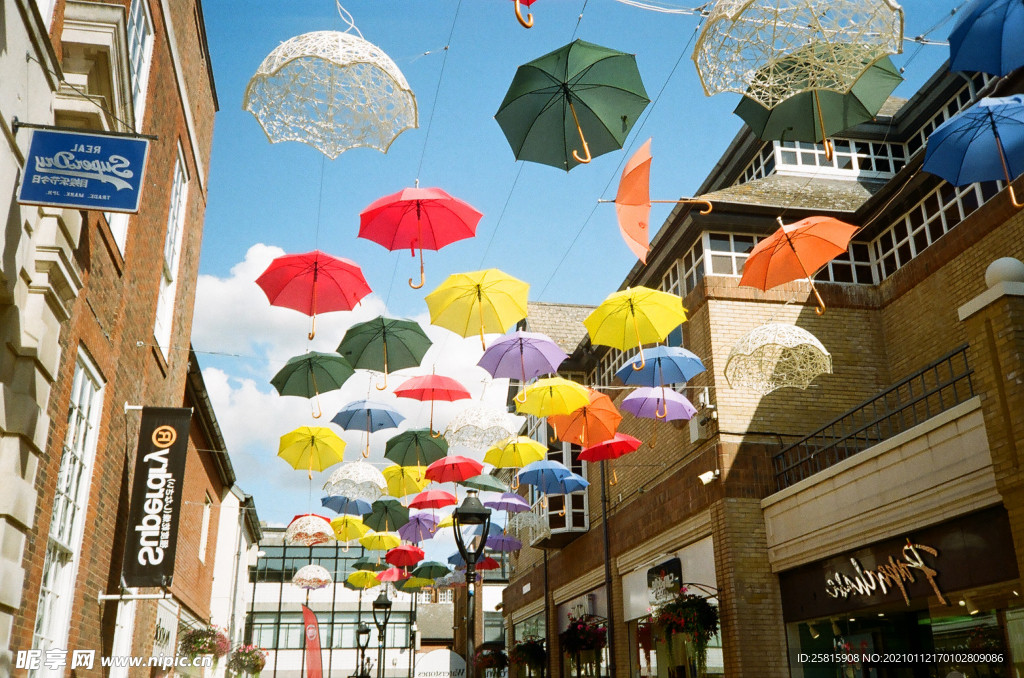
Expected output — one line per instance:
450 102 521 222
352 557 388 573
385 429 449 467
337 317 432 390
363 497 410 532
412 561 452 579
270 352 355 418
735 56 903 146
460 474 510 493
495 39 650 171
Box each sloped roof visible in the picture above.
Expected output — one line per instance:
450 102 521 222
699 174 886 213
877 95 908 117
523 302 594 354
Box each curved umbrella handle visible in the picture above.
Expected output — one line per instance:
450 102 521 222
568 101 592 165
655 400 668 419
609 466 619 487
648 419 658 450
515 388 528 404
478 299 487 350
308 314 317 341
512 475 520 491
409 248 425 289
1010 185 1024 209
514 0 533 27
362 444 371 459
994 129 1024 209
810 283 826 316
311 373 323 418
630 313 646 370
376 341 389 390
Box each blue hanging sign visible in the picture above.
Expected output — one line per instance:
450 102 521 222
17 128 150 213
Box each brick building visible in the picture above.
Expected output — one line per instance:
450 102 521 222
503 63 1024 677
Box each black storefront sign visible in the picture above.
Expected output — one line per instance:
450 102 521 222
646 558 682 606
779 506 1019 622
122 407 192 588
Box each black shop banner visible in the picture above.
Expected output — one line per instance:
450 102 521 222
122 407 192 588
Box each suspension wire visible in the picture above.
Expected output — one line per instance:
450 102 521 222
478 164 525 267
415 0 465 183
571 0 590 40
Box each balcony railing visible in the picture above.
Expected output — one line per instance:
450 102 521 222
772 344 974 492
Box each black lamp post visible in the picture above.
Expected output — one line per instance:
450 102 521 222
372 589 393 678
452 489 492 678
354 622 371 678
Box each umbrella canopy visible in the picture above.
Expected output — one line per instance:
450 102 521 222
353 557 388 573
949 0 1024 77
412 561 453 579
359 188 483 289
364 496 411 531
377 567 410 583
578 433 643 462
426 269 530 349
384 429 449 467
426 455 484 484
487 533 523 552
386 544 426 568
359 530 402 552
444 406 524 450
401 577 436 592
725 323 832 395
585 288 687 369
323 461 387 503
337 316 432 390
484 436 547 468
484 492 531 514
330 515 370 542
285 514 334 546
740 216 860 314
517 460 571 493
475 556 502 571
271 352 355 399
381 465 429 499
333 400 405 458
461 474 510 493
435 514 455 531
398 513 440 543
278 427 347 478
293 564 333 590
394 374 472 433
496 40 650 170
478 332 568 383
255 250 371 339
347 570 384 589
547 389 622 447
621 388 697 421
409 490 458 510
517 377 591 417
321 494 372 516
616 347 707 387
923 95 1024 208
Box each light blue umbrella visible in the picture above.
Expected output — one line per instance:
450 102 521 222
949 0 1024 77
518 460 571 494
332 400 405 457
615 346 706 387
321 495 373 516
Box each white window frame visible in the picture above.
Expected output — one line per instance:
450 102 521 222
127 0 155 130
154 144 190 356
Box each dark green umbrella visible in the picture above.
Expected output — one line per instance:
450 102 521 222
337 316 432 390
735 56 903 146
495 40 650 171
412 561 451 579
461 474 510 493
270 352 355 418
352 557 388 572
384 429 449 467
363 496 410 532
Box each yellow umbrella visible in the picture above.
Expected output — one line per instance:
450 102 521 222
330 515 369 543
382 465 429 499
359 530 401 552
347 570 382 589
425 269 529 349
278 426 347 479
584 287 687 370
484 436 546 468
402 577 435 592
516 377 590 417
435 514 455 530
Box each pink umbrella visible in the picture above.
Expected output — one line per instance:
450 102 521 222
394 373 471 435
425 455 483 484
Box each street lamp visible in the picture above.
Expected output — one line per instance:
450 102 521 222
372 589 393 678
354 622 371 678
452 490 492 678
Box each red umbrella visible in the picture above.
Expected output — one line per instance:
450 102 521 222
377 567 410 583
409 490 458 510
425 455 483 484
394 374 472 435
475 556 501 571
359 187 482 289
386 544 426 568
578 433 642 462
256 250 371 339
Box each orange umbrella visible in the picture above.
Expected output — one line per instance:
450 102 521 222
599 139 713 263
547 389 622 448
739 216 859 315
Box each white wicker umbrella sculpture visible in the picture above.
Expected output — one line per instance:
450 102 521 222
693 0 905 110
507 510 550 546
443 406 525 450
322 460 387 503
724 323 832 395
293 564 334 590
285 515 335 546
243 3 418 159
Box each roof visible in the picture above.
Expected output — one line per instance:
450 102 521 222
522 302 595 354
187 347 236 488
699 174 887 213
877 95 908 118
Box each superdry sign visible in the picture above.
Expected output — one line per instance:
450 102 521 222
17 128 150 213
122 407 191 588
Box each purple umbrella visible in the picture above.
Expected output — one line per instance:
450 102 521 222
398 512 439 543
487 533 523 552
622 387 696 421
484 492 531 514
478 332 568 384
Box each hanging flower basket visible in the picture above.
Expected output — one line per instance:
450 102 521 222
227 645 267 677
475 648 510 674
178 626 231 660
509 636 547 673
651 593 719 676
559 616 606 657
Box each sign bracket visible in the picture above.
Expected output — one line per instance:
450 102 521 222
98 590 174 602
12 117 159 141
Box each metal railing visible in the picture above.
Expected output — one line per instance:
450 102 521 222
772 345 974 492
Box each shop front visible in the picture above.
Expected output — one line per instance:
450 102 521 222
556 587 610 678
779 506 1023 678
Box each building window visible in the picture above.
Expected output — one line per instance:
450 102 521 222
32 355 104 673
775 139 907 178
154 146 189 355
707 232 761 276
127 0 155 129
681 238 705 295
736 143 776 185
906 73 993 156
199 495 212 564
814 242 875 285
484 612 505 644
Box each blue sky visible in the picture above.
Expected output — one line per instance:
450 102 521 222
192 0 956 539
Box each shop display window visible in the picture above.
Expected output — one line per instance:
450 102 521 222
627 616 724 678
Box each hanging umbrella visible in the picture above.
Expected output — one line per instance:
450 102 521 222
394 374 472 435
483 436 547 468
323 460 387 503
293 564 333 590
578 433 642 462
487 533 523 552
434 514 456 531
353 557 388 573
478 332 568 401
255 250 371 339
359 188 483 289
461 474 510 493
598 139 713 263
332 400 405 458
409 490 458 510
348 570 384 589
359 530 402 552
278 426 347 479
330 515 370 543
271 352 355 418
496 40 650 170
484 492 531 514
398 513 440 543
922 95 1024 209
444 406 524 450
585 288 687 370
949 0 1024 77
475 557 502 571
386 544 426 568
412 561 452 579
243 5 417 159
739 216 860 314
384 429 449 467
402 577 436 592
622 387 696 448
364 496 411 531
381 465 430 500
616 347 706 388
338 316 432 390
286 514 335 546
377 567 410 583
321 494 372 516
547 389 621 447
425 455 484 484
725 323 832 395
516 377 590 417
517 460 571 493
435 571 467 588
510 0 539 27
425 269 530 349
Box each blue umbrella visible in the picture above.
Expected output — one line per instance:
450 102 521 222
518 460 571 494
321 495 372 516
556 472 590 495
615 346 706 387
923 95 1024 208
332 400 405 457
949 0 1024 77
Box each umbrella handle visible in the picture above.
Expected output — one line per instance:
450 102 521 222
512 475 520 491
311 372 323 418
655 400 668 419
812 90 834 162
478 299 487 350
311 396 323 419
649 418 657 449
994 129 1024 209
630 313 646 370
308 314 316 341
609 465 619 487
568 101 592 165
515 387 528 404
409 247 425 289
376 342 389 391
514 0 533 27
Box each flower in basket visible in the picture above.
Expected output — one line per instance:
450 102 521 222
179 626 231 660
227 645 268 677
558 615 606 657
475 649 509 673
651 593 719 676
509 637 546 671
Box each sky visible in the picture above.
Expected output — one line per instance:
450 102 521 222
191 0 957 553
